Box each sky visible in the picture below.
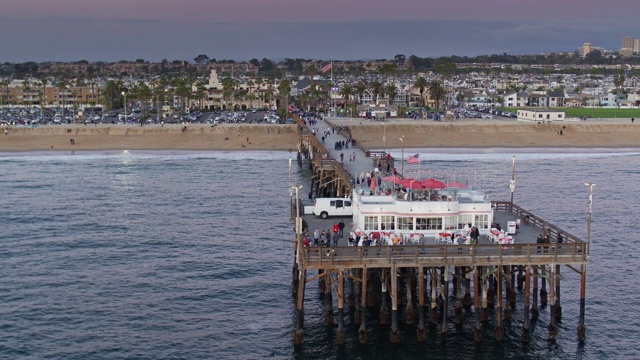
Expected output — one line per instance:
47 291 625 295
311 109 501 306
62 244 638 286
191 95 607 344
1 0 638 63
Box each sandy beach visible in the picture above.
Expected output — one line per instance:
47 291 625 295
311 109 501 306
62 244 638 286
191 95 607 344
329 117 640 150
1 118 639 152
0 124 299 152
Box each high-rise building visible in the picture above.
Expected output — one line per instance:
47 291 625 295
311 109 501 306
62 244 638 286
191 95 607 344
635 39 640 53
622 36 634 49
581 43 592 57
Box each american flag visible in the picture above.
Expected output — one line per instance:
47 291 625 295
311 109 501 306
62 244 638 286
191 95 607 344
321 63 332 74
406 154 420 164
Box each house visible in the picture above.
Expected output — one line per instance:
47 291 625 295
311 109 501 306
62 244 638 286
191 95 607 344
356 104 399 119
547 91 566 107
517 109 565 122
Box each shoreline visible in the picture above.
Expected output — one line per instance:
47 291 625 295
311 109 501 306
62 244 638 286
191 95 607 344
1 119 640 152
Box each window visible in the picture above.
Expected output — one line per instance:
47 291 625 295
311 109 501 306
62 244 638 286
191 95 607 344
335 200 343 208
364 216 378 231
444 216 456 230
380 215 395 230
397 216 414 230
330 200 336 207
416 217 442 230
458 214 473 229
475 214 489 229
344 201 351 207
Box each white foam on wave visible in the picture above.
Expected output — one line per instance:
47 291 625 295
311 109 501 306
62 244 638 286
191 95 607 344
383 148 640 162
0 150 294 163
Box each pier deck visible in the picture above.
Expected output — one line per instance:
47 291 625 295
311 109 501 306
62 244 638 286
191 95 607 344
291 115 589 346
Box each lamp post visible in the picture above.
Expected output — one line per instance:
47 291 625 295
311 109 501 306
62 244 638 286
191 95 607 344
293 185 303 260
400 136 405 176
383 122 386 154
489 88 495 112
122 91 127 122
510 156 516 207
584 182 595 256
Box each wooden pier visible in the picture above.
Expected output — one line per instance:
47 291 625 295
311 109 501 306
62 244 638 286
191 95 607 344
290 116 589 346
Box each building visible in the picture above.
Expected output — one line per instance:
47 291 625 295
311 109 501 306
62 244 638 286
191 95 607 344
622 36 634 50
581 43 591 58
635 39 640 53
517 109 565 122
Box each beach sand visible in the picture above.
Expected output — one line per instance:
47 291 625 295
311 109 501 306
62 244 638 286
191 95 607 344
0 124 299 152
1 118 639 152
328 118 640 149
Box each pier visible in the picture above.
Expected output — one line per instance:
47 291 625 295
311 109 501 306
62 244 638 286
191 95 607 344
289 115 589 346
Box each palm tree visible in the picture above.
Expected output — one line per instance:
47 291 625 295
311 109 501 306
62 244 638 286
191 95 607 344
277 79 291 119
384 83 398 105
428 80 445 114
221 78 237 110
339 84 353 111
0 80 10 117
369 80 383 105
413 76 428 109
354 82 367 105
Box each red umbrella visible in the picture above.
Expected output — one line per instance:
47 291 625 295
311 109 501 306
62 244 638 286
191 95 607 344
398 179 424 189
420 178 445 190
446 181 468 189
382 175 403 183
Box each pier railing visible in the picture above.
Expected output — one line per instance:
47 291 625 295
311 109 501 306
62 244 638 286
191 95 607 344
301 242 587 269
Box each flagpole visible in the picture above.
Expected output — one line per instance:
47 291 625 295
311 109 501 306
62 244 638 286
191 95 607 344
330 59 333 117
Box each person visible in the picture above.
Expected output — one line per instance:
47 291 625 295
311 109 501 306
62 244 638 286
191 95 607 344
536 234 544 253
332 231 339 247
313 228 320 246
340 152 344 162
320 231 327 247
338 220 345 238
302 236 310 248
332 222 339 235
556 232 564 244
543 234 550 253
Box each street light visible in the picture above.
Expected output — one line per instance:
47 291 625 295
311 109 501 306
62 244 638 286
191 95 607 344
489 88 495 112
383 122 386 154
584 182 595 256
122 91 127 122
293 185 303 260
400 136 405 176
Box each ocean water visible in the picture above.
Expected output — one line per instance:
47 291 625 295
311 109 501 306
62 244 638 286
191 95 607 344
0 150 638 359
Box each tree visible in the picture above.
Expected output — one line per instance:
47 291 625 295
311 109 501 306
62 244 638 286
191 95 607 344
277 79 291 119
194 54 210 65
413 76 428 109
221 78 237 110
428 80 445 113
394 54 406 67
339 84 353 110
354 82 367 105
369 80 383 105
455 92 466 107
384 83 398 105
249 58 260 67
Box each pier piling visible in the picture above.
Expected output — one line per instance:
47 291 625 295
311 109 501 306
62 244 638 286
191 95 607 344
417 267 426 341
390 266 400 343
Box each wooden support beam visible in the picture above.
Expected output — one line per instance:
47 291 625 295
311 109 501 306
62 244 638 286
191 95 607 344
531 265 539 321
555 264 562 321
417 267 426 341
390 265 400 343
473 266 482 342
293 269 306 346
523 265 531 341
495 265 504 340
441 266 449 337
359 267 368 344
548 265 557 340
337 271 345 345
578 264 586 342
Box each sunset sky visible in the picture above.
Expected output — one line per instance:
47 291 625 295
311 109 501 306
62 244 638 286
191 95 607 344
1 0 637 62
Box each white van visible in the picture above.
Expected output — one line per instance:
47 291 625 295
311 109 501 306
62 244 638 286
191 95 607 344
313 198 353 219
